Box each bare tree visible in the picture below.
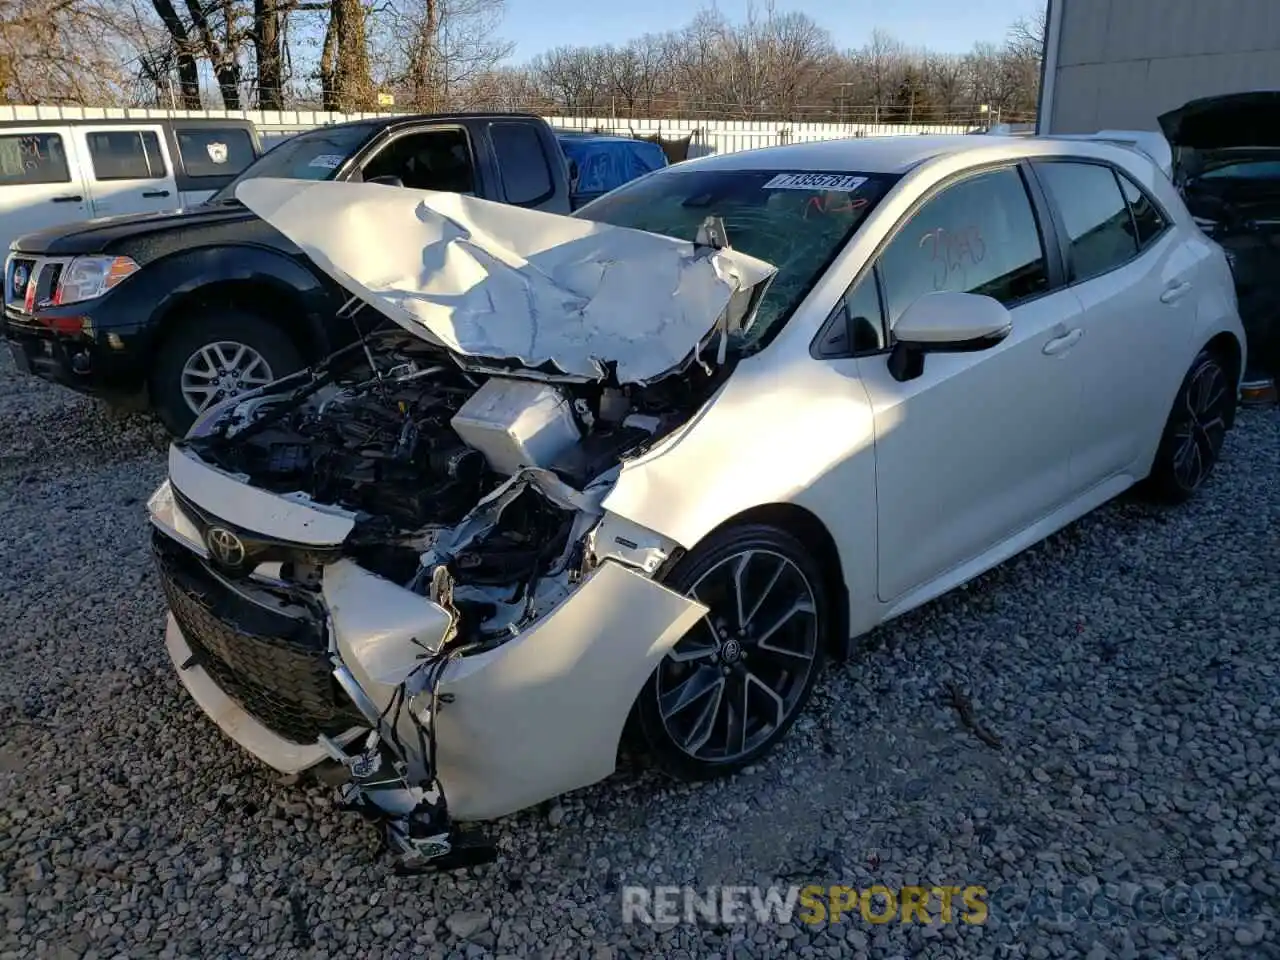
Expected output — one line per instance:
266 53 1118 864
854 28 907 117
181 0 243 108
0 3 1045 121
252 0 285 108
531 44 609 115
1006 8 1047 62
379 0 512 110
1003 7 1046 116
602 39 664 118
922 52 967 120
0 0 154 104
319 0 373 110
146 0 203 106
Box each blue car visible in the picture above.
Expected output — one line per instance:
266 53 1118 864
556 131 669 209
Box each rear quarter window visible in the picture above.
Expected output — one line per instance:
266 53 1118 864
176 128 256 177
0 134 70 185
1116 172 1168 250
489 122 554 205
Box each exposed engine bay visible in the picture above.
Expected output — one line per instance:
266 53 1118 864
168 327 731 872
186 328 719 638
1182 180 1280 377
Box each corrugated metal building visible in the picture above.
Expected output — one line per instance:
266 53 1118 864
1037 0 1280 134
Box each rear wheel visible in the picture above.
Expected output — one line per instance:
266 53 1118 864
150 308 303 435
1143 348 1234 503
636 523 828 781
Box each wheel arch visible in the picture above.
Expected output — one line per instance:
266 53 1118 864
149 278 329 366
684 502 854 662
1203 331 1243 429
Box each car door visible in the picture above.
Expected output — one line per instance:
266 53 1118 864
74 125 179 218
849 164 1087 603
1031 159 1195 485
0 127 90 252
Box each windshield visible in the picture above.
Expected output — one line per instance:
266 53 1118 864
573 168 895 349
209 124 377 204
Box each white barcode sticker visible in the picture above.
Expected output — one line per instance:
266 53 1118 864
307 154 345 169
763 173 867 192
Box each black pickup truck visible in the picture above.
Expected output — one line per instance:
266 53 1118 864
3 113 573 434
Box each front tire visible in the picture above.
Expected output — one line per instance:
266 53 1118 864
150 308 304 436
1143 348 1235 503
636 523 828 781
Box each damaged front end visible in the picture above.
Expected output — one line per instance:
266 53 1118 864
149 177 778 872
150 330 721 871
147 254 776 874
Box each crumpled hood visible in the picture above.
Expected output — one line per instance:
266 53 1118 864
235 178 777 384
1159 92 1280 149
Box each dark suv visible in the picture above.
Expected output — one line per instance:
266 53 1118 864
1160 92 1280 392
3 113 572 434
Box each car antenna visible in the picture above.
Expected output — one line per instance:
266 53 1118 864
337 293 381 378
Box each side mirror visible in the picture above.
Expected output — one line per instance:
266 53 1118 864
887 291 1012 382
367 174 405 188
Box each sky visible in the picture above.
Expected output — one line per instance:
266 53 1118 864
498 0 1048 63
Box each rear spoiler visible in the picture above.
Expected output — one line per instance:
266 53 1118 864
1043 130 1174 179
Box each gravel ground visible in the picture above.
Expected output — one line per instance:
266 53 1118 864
0 351 1276 960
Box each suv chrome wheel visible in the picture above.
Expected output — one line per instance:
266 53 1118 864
180 340 275 414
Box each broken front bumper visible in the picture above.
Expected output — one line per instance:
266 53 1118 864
150 447 706 822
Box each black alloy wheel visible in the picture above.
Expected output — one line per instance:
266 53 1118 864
1145 348 1235 503
636 523 828 780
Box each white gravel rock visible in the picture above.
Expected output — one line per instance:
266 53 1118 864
0 351 1276 959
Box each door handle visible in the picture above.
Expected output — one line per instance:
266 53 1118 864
1160 280 1192 304
1042 328 1083 356
50 195 82 203
142 190 171 198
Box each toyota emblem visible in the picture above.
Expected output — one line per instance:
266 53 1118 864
206 526 246 567
12 264 28 295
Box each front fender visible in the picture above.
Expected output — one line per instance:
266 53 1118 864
109 244 341 357
600 350 880 633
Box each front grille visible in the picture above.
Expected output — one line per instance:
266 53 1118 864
5 256 70 314
153 532 367 744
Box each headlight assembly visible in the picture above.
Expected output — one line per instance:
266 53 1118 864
54 255 139 305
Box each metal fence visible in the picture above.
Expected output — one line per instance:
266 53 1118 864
0 105 984 157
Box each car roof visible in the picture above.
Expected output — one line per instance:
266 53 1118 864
0 117 257 131
679 135 997 174
310 112 547 134
676 133 1157 177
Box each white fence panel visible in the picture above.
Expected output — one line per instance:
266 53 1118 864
0 106 981 157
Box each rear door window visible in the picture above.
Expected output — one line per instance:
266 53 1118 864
1034 161 1139 282
175 128 256 177
489 122 554 205
86 130 167 180
0 133 70 185
877 166 1050 329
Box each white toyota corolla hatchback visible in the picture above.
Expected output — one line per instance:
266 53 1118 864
148 134 1245 871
